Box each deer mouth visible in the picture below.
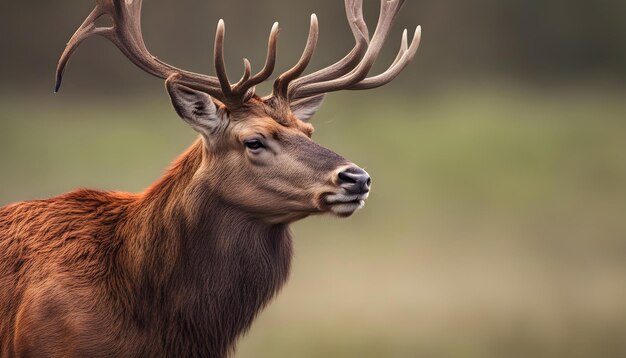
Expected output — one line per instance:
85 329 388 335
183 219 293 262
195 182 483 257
324 192 369 217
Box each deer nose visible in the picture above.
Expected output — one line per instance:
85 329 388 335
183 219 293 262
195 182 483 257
337 166 371 195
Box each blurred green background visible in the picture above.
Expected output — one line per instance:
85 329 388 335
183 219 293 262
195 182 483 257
1 1 625 357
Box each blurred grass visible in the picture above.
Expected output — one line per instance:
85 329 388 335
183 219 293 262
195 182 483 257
1 84 625 357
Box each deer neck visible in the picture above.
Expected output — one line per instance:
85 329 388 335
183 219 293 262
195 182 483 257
118 138 292 352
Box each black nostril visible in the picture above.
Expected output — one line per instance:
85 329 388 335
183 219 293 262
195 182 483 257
337 166 371 194
338 170 358 184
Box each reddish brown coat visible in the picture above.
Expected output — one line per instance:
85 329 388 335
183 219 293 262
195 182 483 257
0 141 292 357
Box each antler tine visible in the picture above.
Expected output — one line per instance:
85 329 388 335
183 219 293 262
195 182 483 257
213 19 235 99
349 26 421 90
232 22 280 95
272 14 319 99
237 59 253 85
285 0 415 100
55 6 112 93
391 28 410 68
288 0 369 94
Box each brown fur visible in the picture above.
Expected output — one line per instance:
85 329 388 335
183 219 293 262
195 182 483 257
0 136 324 357
0 66 373 358
2 0 415 352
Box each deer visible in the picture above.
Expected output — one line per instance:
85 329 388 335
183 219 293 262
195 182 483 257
0 0 420 356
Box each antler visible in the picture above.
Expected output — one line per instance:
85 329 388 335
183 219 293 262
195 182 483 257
56 0 421 109
270 0 421 101
55 0 279 108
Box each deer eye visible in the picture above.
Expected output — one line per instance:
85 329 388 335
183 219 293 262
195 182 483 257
244 139 266 152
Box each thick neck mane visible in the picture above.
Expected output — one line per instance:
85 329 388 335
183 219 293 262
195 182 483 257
116 139 293 356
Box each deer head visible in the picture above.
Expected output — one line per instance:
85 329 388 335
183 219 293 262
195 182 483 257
55 0 421 223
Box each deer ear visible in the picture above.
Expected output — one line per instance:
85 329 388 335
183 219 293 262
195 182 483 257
290 95 325 122
166 78 221 136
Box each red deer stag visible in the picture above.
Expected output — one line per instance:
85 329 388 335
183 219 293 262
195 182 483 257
0 0 420 356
